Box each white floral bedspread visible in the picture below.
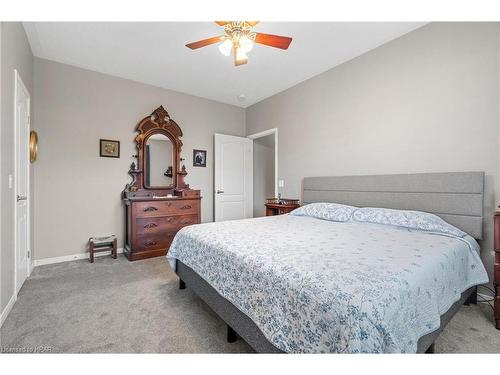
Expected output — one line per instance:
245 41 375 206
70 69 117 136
166 215 488 353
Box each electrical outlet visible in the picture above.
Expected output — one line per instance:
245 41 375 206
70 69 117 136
8 174 13 189
278 179 284 188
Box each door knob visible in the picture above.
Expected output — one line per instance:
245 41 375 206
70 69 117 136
17 195 27 202
216 190 224 194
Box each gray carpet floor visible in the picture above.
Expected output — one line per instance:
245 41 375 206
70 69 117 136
1 255 499 353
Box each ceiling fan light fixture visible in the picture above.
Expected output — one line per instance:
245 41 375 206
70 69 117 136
218 39 232 56
239 35 254 53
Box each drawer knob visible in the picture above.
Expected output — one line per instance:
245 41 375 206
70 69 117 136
144 240 158 246
144 206 158 212
143 223 157 229
180 205 192 210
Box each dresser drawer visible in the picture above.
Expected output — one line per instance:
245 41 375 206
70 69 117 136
136 214 199 234
135 233 173 252
495 263 500 285
134 199 200 218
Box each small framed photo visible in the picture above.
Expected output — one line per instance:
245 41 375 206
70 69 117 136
100 139 120 158
193 149 207 167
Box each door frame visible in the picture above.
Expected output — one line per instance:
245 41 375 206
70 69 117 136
247 128 278 198
14 69 32 294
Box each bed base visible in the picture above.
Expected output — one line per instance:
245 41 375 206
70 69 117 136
227 325 238 343
464 287 478 305
425 343 435 354
176 260 477 354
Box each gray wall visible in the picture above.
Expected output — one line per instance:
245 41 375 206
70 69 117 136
1 23 34 313
246 22 500 283
0 22 3 317
253 134 275 217
33 58 245 260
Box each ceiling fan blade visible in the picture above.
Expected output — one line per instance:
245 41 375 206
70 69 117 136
185 36 223 50
254 33 292 50
234 48 248 66
234 58 248 67
246 21 259 26
234 59 248 66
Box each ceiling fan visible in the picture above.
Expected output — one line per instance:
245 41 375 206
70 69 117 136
186 21 293 67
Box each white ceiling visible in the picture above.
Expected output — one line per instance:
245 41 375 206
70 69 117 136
24 22 425 107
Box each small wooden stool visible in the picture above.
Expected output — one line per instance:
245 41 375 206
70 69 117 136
88 235 117 263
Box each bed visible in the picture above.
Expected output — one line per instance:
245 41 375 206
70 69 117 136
167 172 488 353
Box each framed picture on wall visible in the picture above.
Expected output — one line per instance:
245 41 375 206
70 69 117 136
193 149 207 167
100 139 120 158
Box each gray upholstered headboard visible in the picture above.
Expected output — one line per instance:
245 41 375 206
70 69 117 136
303 172 485 239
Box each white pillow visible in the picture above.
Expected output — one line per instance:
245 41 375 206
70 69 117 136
353 207 466 237
290 202 356 222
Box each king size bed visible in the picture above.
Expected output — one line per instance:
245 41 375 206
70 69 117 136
166 172 488 353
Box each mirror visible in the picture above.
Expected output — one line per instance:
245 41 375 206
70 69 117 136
125 106 185 194
145 134 174 188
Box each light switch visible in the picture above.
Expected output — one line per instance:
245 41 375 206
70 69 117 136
8 174 13 189
278 179 284 188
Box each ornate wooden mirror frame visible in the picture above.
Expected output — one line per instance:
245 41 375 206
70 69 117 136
124 105 190 198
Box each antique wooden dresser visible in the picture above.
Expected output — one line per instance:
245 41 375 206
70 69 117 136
123 106 201 261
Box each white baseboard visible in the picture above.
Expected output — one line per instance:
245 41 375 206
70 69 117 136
0 293 17 327
33 248 124 267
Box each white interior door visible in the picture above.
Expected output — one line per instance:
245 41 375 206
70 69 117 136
15 70 30 293
214 134 253 222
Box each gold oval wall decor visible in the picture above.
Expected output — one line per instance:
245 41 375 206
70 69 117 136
29 131 38 163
